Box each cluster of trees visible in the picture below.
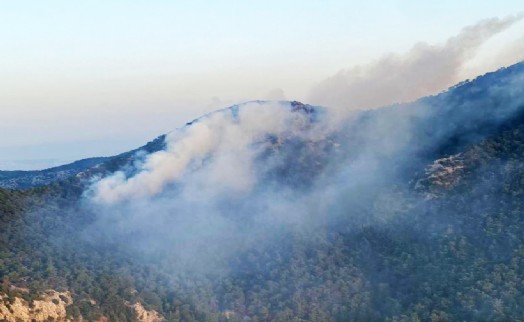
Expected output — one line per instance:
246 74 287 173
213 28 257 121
1 124 524 321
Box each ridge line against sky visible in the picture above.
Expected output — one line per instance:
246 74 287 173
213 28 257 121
1 1 524 170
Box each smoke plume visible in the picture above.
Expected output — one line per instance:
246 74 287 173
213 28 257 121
309 15 523 112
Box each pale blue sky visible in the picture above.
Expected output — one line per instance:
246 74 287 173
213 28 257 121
1 1 524 169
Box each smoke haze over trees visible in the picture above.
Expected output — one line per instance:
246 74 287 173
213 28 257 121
0 60 524 320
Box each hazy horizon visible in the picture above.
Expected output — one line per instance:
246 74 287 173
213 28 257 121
1 1 524 170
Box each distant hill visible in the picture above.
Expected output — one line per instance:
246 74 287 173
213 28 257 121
0 135 166 189
0 157 108 189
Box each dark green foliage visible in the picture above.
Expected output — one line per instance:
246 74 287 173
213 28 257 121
1 122 524 321
1 63 524 321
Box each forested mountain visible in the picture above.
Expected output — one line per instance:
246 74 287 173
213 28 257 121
0 62 524 321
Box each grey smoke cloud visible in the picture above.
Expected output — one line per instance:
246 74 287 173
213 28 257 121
81 60 524 278
84 101 335 271
309 15 523 112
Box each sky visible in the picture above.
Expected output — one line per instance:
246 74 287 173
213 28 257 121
1 1 524 170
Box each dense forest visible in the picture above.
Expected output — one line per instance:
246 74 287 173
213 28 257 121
1 62 524 321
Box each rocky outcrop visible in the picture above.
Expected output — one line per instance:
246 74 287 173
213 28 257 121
415 153 466 198
0 290 72 321
131 302 164 322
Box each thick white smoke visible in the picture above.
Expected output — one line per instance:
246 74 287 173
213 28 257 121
90 101 322 204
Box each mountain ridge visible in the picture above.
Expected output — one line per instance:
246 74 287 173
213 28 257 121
0 61 524 321
1 61 523 191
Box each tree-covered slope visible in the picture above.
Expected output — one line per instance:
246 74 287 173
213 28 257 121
0 63 523 321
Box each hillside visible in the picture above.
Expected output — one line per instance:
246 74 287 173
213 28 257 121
0 62 523 321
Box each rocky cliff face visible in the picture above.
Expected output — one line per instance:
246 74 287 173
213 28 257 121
0 290 163 322
0 290 72 321
131 302 164 322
